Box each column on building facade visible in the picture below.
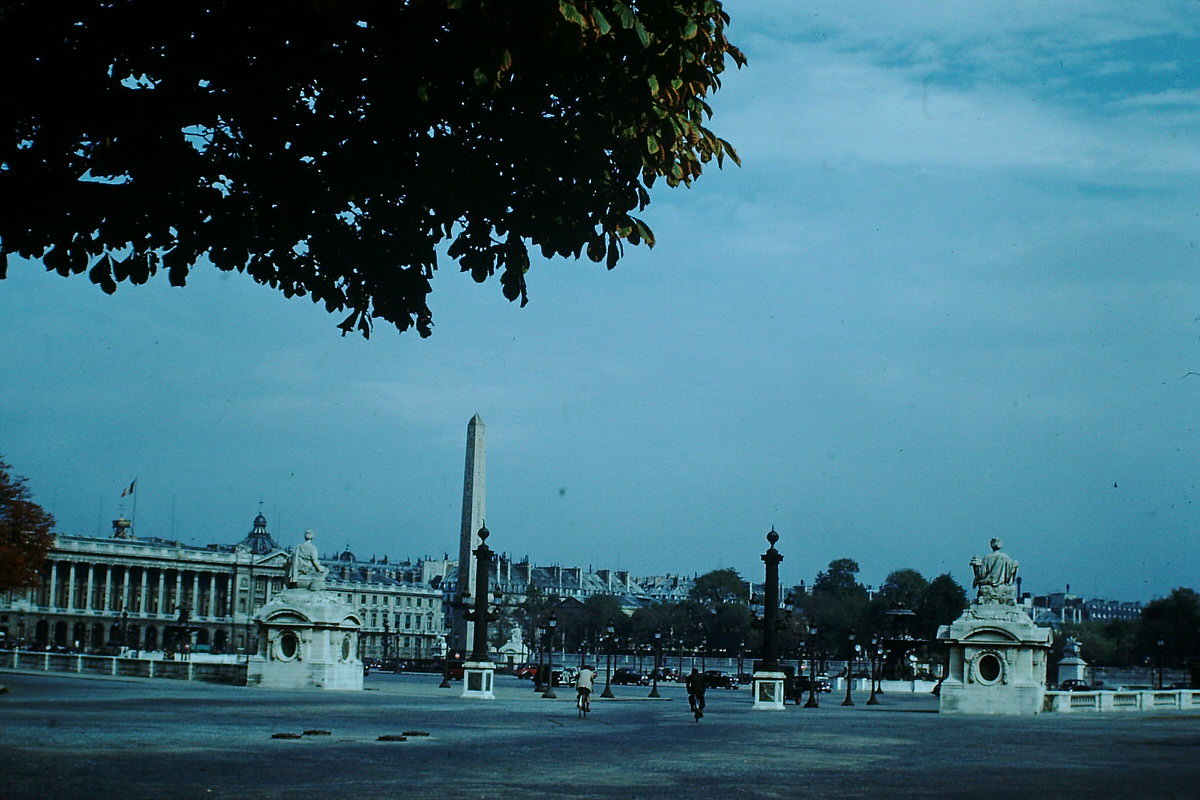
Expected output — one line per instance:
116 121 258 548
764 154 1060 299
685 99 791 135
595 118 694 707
66 562 77 610
157 570 166 615
174 571 183 616
139 568 149 614
102 564 113 611
48 561 58 608
208 573 218 618
85 564 95 610
121 565 132 612
190 570 200 618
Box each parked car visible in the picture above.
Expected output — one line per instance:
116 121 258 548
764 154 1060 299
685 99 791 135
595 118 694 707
612 668 648 685
650 666 679 682
795 676 832 693
1059 679 1092 691
515 663 538 680
704 670 737 689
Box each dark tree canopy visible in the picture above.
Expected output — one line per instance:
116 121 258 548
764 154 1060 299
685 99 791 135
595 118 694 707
689 567 747 606
0 0 744 337
0 457 55 592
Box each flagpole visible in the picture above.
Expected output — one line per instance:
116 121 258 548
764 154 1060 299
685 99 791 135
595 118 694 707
132 478 138 537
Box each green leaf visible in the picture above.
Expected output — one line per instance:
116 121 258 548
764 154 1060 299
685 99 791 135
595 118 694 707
591 6 612 35
646 135 659 154
682 19 698 40
647 74 659 96
634 19 650 47
558 1 587 28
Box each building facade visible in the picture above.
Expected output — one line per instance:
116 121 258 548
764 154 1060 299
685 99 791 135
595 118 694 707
0 513 446 663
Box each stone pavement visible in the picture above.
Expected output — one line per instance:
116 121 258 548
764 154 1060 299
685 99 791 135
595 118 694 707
2 669 1198 799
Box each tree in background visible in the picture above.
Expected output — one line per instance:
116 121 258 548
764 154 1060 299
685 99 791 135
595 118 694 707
0 457 55 592
804 558 869 656
916 573 967 641
0 0 744 337
1137 588 1200 669
689 567 748 606
512 584 557 658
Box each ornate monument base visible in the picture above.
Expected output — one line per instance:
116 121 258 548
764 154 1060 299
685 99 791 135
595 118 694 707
246 588 363 691
461 660 497 699
937 603 1052 715
752 671 787 710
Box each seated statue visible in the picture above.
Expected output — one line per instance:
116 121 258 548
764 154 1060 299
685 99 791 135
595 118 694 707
289 529 329 590
970 537 1019 605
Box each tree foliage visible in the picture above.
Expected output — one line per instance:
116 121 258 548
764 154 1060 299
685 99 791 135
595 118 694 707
0 457 55 592
0 0 744 337
689 567 747 606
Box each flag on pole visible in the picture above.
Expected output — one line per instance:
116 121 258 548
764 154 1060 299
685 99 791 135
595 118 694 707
121 479 136 497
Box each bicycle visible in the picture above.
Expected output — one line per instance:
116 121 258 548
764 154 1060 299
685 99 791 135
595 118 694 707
577 689 591 719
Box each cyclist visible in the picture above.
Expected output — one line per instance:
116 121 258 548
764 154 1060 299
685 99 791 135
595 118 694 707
685 668 706 720
575 663 597 716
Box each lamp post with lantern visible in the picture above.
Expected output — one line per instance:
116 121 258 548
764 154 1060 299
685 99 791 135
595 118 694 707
750 528 789 710
601 620 616 698
542 614 559 699
460 524 503 699
649 628 663 698
804 624 820 708
842 631 861 706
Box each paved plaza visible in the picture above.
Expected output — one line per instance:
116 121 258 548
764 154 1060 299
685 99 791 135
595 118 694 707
2 669 1198 799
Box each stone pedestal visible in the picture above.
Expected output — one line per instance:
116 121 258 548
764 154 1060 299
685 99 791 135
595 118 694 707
752 671 787 710
937 603 1052 715
1058 655 1088 684
461 660 497 699
246 588 363 691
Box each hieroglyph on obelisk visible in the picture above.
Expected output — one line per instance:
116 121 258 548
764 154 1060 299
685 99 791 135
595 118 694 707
453 414 486 653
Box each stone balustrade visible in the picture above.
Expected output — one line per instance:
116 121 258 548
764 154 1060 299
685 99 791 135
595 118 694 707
0 648 246 685
1044 688 1200 713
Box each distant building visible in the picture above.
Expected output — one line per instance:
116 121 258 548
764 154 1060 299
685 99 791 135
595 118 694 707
1028 588 1142 628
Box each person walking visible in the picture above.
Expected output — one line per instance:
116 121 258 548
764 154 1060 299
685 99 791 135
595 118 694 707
685 668 707 720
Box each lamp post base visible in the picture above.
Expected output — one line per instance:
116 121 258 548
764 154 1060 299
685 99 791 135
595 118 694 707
461 661 496 699
752 670 787 710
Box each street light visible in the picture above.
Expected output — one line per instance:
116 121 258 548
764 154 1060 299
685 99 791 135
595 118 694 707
1156 636 1165 690
804 624 819 708
542 613 558 699
534 620 547 693
601 620 616 698
439 633 453 688
649 628 663 698
842 630 858 706
867 635 880 705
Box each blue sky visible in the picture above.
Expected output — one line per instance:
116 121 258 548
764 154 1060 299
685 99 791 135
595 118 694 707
3 1 1199 601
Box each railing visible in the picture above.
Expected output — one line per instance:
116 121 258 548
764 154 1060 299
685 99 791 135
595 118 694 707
1044 689 1200 712
0 649 246 685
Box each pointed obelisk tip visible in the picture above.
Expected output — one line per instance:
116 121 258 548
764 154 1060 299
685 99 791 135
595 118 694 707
469 413 484 426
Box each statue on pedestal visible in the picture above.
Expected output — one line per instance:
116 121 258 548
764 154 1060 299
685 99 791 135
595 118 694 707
970 537 1019 605
288 530 329 591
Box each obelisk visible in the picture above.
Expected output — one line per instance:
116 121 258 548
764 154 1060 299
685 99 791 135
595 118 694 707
453 414 486 654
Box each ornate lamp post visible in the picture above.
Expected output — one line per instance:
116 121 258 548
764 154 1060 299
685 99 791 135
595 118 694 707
805 624 820 708
439 633 453 688
533 620 547 692
1156 636 1165 690
601 620 616 698
867 635 881 705
460 524 502 699
542 613 558 699
649 628 663 698
842 631 860 706
750 528 788 709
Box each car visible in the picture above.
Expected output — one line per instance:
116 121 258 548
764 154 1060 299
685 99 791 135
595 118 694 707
704 670 737 689
515 664 538 680
650 666 679 682
612 668 648 685
1059 679 1092 691
795 676 832 693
